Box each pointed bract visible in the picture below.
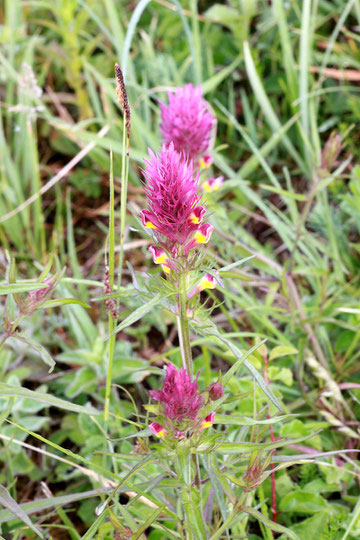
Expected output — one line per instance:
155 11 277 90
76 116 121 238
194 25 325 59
149 363 204 422
160 84 215 162
141 143 213 254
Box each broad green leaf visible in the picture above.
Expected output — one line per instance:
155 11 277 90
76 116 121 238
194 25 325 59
269 346 299 361
279 491 329 514
0 383 100 415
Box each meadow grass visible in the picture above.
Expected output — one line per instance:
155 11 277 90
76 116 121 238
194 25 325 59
1 0 360 538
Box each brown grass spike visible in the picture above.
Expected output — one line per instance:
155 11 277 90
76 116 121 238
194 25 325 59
115 63 131 143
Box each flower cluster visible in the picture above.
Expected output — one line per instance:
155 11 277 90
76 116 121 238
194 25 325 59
140 143 213 260
148 363 223 439
160 84 215 165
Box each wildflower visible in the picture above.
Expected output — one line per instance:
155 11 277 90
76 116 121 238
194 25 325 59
149 246 171 274
149 422 168 438
140 143 213 256
188 271 220 299
202 176 224 193
199 154 213 169
200 413 215 430
160 84 215 163
183 223 214 255
207 381 224 401
149 363 203 422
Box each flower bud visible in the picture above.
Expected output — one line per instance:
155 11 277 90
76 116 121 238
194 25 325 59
208 382 224 401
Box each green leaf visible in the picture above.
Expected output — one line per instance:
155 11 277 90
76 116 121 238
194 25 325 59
108 292 166 339
0 485 44 538
132 505 165 540
279 491 329 514
0 488 111 525
198 432 319 455
0 282 49 295
0 383 100 415
39 298 90 309
10 333 55 373
269 346 299 361
214 414 292 426
239 505 300 539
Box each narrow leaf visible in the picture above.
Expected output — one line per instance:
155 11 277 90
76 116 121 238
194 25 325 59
0 485 43 538
0 383 100 415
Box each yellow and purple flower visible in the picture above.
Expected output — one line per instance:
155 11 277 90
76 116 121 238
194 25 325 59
202 176 224 193
149 422 167 438
200 412 215 430
160 84 215 163
188 271 221 299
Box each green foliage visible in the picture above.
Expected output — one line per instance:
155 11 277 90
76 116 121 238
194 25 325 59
1 0 360 538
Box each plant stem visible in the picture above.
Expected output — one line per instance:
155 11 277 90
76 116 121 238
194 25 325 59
117 121 129 292
177 272 192 377
104 151 115 422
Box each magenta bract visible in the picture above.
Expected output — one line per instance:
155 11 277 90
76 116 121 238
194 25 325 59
149 363 203 422
160 84 215 162
141 143 212 254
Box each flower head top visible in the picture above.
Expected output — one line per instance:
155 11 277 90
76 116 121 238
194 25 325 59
149 363 204 424
160 84 215 163
140 143 213 256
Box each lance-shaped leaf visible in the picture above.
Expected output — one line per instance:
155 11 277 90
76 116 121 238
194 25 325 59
107 292 166 339
9 333 55 373
0 383 100 415
0 485 44 538
238 505 300 539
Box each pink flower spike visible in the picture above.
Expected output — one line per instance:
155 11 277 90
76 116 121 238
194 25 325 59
202 176 224 193
149 363 203 422
200 413 215 430
184 223 214 254
141 143 207 252
149 422 167 438
160 84 215 162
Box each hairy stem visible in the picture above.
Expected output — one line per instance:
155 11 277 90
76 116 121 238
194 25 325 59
177 272 193 377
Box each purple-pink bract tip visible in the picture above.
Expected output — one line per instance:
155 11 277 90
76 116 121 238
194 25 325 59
141 143 210 253
149 363 203 422
160 84 215 161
